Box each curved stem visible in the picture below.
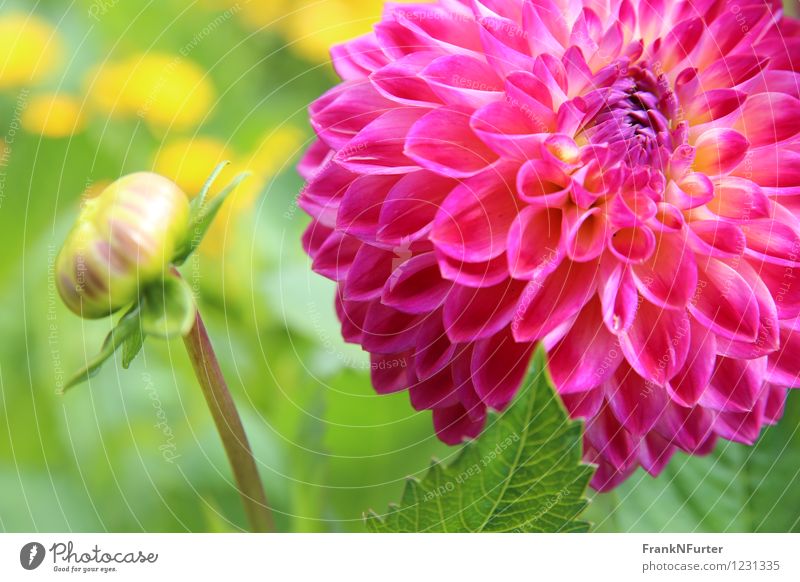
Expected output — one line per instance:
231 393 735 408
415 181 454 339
183 309 275 532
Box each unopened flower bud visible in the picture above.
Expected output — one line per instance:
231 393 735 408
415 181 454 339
57 172 190 318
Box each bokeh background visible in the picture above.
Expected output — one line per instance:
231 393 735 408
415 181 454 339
1 0 799 533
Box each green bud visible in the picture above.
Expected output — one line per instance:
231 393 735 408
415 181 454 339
57 172 190 319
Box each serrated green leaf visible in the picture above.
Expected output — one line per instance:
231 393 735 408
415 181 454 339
140 273 196 339
172 163 250 265
366 347 595 533
62 307 142 391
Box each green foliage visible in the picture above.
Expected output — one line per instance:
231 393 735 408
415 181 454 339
366 349 594 533
62 307 142 390
173 163 251 266
585 391 800 533
140 274 196 340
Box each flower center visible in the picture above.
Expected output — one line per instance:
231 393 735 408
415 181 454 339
582 63 679 169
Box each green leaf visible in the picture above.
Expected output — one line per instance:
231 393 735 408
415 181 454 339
365 347 594 533
585 391 800 533
140 273 196 339
121 322 144 369
172 162 250 265
62 307 142 391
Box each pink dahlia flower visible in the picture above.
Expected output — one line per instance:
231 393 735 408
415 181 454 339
298 0 800 490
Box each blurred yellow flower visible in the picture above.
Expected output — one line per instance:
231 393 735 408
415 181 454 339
153 136 234 196
282 0 391 62
209 0 413 62
0 12 63 89
246 125 306 176
22 93 86 138
152 127 303 258
86 54 215 131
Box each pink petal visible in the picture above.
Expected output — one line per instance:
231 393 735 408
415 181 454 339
701 356 767 413
733 92 800 147
312 232 362 281
516 158 572 207
639 433 676 477
336 108 431 174
665 172 714 210
410 366 460 411
606 365 669 436
684 89 746 125
693 128 750 176
689 257 760 343
369 52 442 106
609 224 656 264
471 326 533 409
414 310 457 379
301 160 356 211
707 177 771 221
563 206 608 262
443 279 526 342
548 298 622 394
302 221 333 258
732 145 800 188
632 232 698 309
743 219 800 268
337 174 400 239
297 139 330 181
512 259 599 342
597 258 638 334
714 398 765 445
619 299 691 385
767 326 800 387
749 256 800 320
431 163 519 262
405 106 499 177
371 352 412 394
477 17 533 77
470 100 549 159
507 206 564 279
687 219 746 258
376 170 456 245
343 244 397 301
700 55 768 89
335 293 370 344
330 34 391 80
361 302 422 354
437 250 511 288
763 384 789 425
433 402 486 445
421 54 504 109
382 252 453 314
585 405 637 472
658 403 715 453
715 259 780 359
311 82 394 149
561 386 604 419
668 318 716 407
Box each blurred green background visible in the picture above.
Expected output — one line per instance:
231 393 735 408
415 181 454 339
1 0 799 533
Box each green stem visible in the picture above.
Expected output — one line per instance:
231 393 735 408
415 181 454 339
183 309 275 532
